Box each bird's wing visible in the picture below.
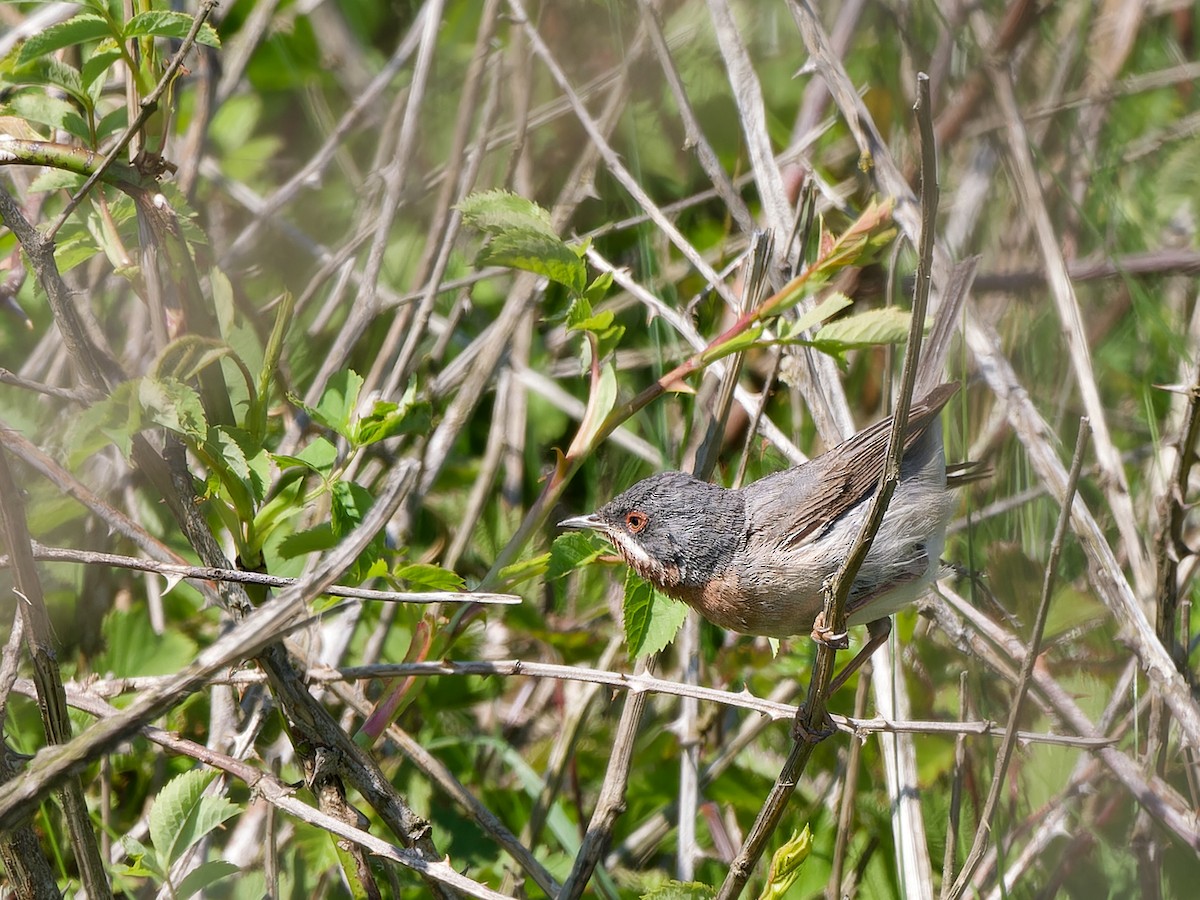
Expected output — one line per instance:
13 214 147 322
742 382 958 549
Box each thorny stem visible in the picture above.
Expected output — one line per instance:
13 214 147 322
717 73 939 900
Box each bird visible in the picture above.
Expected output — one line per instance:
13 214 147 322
558 380 965 698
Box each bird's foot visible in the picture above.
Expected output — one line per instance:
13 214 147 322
810 610 849 649
791 705 837 743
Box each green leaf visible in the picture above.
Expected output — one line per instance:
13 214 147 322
814 197 897 272
393 563 465 593
566 296 624 363
812 307 914 352
498 553 550 587
14 57 87 108
548 532 607 580
149 769 237 872
788 292 854 336
457 189 556 238
5 91 90 142
178 795 239 865
66 381 141 465
204 426 268 507
642 882 717 900
272 436 337 475
352 382 431 447
81 40 123 88
582 271 614 305
114 836 162 880
138 377 208 441
174 860 239 900
95 609 198 678
623 571 688 660
331 480 383 583
296 369 363 439
277 524 337 559
17 14 114 66
250 289 293 442
568 361 618 456
566 297 608 332
123 11 221 48
149 769 213 867
456 190 592 292
759 826 812 900
94 104 129 142
27 168 87 194
331 479 373 540
703 323 763 364
477 227 587 294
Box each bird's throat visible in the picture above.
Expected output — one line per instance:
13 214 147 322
610 536 683 593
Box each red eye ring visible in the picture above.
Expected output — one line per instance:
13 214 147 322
625 510 648 533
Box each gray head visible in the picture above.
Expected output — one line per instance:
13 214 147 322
559 471 745 596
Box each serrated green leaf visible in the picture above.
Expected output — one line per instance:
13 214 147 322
17 14 114 66
457 189 556 238
14 57 87 107
205 425 268 507
477 227 587 294
623 571 687 660
138 377 207 441
548 532 607 580
175 860 240 900
393 562 465 593
123 11 221 48
176 794 239 864
812 307 913 351
353 392 431 447
5 91 90 141
204 425 249 479
149 769 217 870
27 168 87 194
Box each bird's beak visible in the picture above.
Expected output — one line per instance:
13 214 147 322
558 513 604 531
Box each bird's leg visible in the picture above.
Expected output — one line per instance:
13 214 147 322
828 617 892 695
810 608 850 649
791 709 836 743
792 617 892 742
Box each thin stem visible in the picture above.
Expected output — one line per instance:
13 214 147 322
947 417 1091 897
47 0 218 239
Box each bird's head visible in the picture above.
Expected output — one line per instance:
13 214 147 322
558 471 744 595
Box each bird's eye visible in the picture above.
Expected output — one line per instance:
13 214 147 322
624 510 648 533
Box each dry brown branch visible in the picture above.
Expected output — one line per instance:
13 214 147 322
9 680 514 900
2 542 519 607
